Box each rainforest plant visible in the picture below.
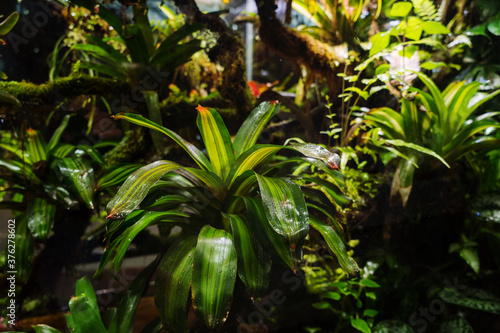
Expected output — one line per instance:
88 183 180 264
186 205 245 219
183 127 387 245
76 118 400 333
26 260 160 333
365 72 500 205
0 12 21 108
100 101 359 331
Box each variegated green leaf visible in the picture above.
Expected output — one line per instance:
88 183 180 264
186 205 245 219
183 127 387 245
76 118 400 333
155 236 196 333
26 128 48 163
256 174 309 248
0 143 33 165
49 144 76 159
0 158 40 184
227 144 282 187
96 163 142 190
244 197 296 271
183 168 228 202
226 213 271 296
56 158 95 209
106 160 181 219
27 197 56 240
192 225 237 329
309 216 360 276
111 210 188 272
196 105 234 179
113 113 211 171
233 101 280 157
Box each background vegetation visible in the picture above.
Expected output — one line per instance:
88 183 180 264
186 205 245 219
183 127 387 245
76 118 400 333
0 0 499 332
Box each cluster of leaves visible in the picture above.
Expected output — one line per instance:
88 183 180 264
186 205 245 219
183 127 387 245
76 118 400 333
303 254 380 333
0 115 138 284
99 101 359 331
8 260 161 333
364 72 500 205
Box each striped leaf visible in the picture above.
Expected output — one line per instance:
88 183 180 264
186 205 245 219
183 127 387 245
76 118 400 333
256 174 310 248
49 144 76 159
233 101 280 157
309 216 360 277
226 213 271 296
226 145 282 188
0 159 40 184
26 128 47 163
244 197 296 271
106 160 181 219
155 236 197 333
183 168 228 202
192 225 237 329
56 158 95 210
196 105 234 179
111 210 188 272
27 197 56 240
96 163 142 190
113 113 211 171
0 142 33 165
47 114 71 151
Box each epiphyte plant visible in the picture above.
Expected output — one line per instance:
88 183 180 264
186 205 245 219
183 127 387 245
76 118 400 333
101 101 359 331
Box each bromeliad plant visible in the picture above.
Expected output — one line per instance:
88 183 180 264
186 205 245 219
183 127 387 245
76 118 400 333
101 101 360 331
365 72 500 205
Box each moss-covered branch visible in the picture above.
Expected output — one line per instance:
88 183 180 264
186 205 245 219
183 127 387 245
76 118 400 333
256 0 344 91
0 76 130 125
172 0 253 117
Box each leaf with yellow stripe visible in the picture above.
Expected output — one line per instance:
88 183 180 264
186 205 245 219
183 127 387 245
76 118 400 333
226 144 283 187
256 174 309 248
26 128 48 163
192 225 237 329
233 101 280 157
106 160 182 219
113 113 211 171
196 105 234 179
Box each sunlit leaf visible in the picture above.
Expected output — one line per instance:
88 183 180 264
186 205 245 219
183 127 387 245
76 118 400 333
233 101 280 157
106 160 181 219
196 105 234 179
113 113 211 171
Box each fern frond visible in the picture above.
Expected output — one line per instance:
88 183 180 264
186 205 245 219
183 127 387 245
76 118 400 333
411 0 438 21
